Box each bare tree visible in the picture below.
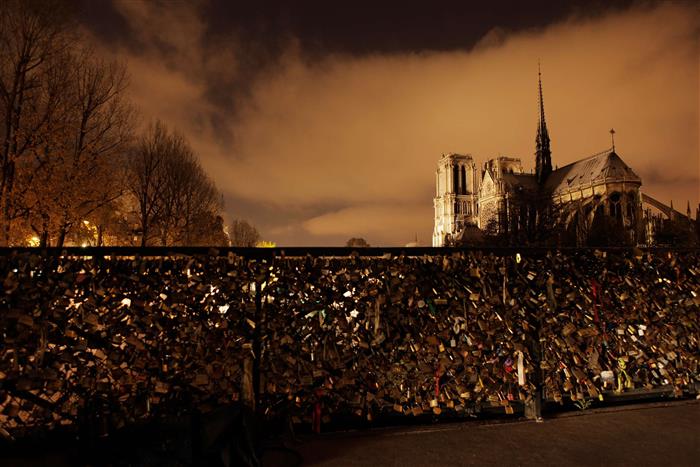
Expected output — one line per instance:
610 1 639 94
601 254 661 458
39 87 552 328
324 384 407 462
24 52 133 247
188 213 229 246
126 121 169 246
2 2 227 247
82 198 133 246
229 219 260 247
176 164 222 245
153 129 191 245
346 237 370 247
153 132 222 246
0 0 73 245
126 121 225 246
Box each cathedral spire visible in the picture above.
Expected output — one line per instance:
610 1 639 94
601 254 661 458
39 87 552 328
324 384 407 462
535 62 552 184
610 128 616 152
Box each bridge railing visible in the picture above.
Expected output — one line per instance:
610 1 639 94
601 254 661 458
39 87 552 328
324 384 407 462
1 245 698 257
0 247 698 439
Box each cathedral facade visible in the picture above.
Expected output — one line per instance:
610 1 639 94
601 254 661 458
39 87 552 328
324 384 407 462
432 153 479 243
433 71 646 247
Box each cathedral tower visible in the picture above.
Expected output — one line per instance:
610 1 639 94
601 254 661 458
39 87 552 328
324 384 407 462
433 153 479 246
535 65 552 184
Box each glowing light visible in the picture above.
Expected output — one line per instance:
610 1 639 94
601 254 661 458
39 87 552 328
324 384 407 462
256 240 276 248
27 236 40 247
83 220 90 226
515 253 522 264
81 242 88 248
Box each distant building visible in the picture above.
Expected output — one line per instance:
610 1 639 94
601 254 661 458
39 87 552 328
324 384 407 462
405 233 422 247
433 68 686 246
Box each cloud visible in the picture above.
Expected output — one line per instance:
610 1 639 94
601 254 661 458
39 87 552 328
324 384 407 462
474 27 509 51
303 204 431 246
95 2 698 246
111 0 206 69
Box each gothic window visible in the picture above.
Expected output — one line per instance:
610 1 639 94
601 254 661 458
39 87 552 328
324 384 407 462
627 192 638 220
610 202 618 219
453 165 459 193
454 201 460 214
608 192 621 220
461 165 467 194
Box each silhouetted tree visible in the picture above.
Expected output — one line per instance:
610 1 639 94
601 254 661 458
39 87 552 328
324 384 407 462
654 218 698 247
126 121 224 246
154 130 221 246
126 122 168 246
346 237 370 247
229 219 260 247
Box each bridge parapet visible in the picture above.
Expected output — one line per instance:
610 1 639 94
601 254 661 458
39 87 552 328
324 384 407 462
0 248 698 438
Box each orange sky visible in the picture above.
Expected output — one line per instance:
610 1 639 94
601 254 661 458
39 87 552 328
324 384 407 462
94 1 699 246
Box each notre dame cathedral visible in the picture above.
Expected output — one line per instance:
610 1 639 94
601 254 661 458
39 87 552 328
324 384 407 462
432 69 695 247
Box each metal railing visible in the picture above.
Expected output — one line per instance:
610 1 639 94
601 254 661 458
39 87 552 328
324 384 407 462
0 246 697 440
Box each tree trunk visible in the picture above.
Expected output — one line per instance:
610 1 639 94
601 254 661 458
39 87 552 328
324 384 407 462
39 214 50 247
40 230 49 248
57 228 66 248
1 160 15 246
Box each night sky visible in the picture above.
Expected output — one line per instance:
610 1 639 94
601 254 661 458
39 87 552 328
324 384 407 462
71 0 698 245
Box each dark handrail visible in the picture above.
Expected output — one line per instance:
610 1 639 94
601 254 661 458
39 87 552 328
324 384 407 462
1 245 698 259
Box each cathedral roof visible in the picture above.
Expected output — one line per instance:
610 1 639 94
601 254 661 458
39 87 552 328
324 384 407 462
544 150 641 195
501 173 538 191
